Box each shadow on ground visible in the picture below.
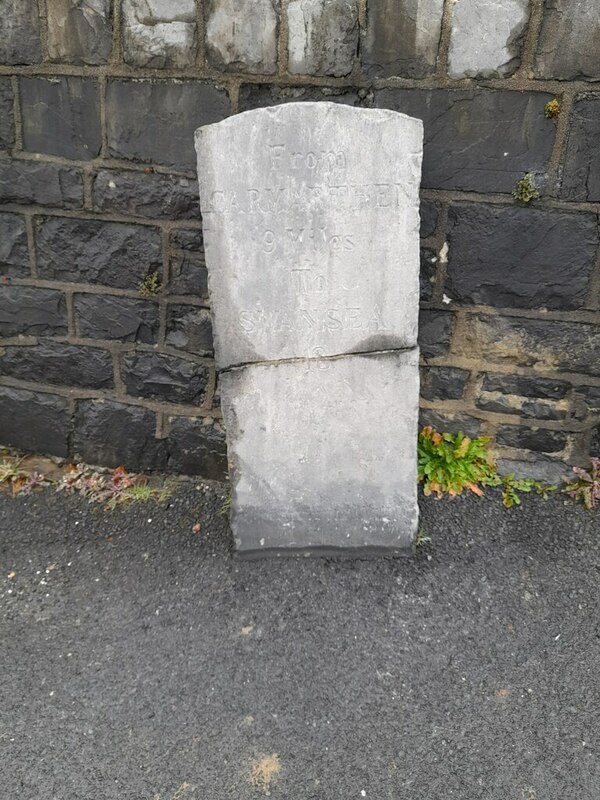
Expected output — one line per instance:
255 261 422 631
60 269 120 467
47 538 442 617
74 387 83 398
1 483 598 799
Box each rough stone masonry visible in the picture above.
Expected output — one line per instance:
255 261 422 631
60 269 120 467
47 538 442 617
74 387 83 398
0 0 600 482
196 103 422 554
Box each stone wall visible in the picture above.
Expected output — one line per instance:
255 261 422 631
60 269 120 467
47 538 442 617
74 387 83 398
0 0 599 482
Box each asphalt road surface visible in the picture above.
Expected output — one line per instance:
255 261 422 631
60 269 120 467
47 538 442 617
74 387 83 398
1 482 598 799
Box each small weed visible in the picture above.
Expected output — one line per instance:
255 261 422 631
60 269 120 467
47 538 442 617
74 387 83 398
544 98 561 119
513 173 540 203
0 456 52 496
219 491 232 516
563 458 600 510
138 270 162 297
418 427 555 507
418 427 497 498
415 528 431 547
56 464 170 510
500 472 556 508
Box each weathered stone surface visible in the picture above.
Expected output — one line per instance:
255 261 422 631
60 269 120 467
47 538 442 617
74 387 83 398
19 77 102 161
375 89 555 193
166 305 213 354
0 0 41 65
419 248 437 301
74 294 160 343
496 424 568 453
561 97 600 202
170 228 204 251
167 417 227 478
222 350 420 554
420 366 469 401
196 103 423 369
458 314 600 378
448 0 529 79
169 253 208 296
419 409 482 438
0 286 67 337
92 169 200 220
106 80 230 171
420 199 440 239
36 217 162 289
475 391 567 420
496 455 568 484
47 0 112 65
535 0 600 80
73 399 167 470
0 342 113 389
0 79 14 150
591 425 600 455
123 0 197 68
121 352 209 404
205 0 279 74
481 372 571 399
418 310 453 358
521 400 567 421
580 386 600 413
0 387 68 457
287 0 358 77
446 203 598 310
239 84 362 111
0 213 29 277
363 0 444 78
0 160 83 208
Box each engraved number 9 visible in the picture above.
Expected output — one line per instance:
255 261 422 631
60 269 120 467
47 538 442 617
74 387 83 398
262 230 276 254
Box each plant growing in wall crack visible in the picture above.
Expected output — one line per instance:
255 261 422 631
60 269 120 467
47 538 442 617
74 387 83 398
417 427 556 507
513 173 540 203
563 458 600 510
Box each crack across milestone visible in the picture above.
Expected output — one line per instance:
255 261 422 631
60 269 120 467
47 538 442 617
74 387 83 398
218 345 419 374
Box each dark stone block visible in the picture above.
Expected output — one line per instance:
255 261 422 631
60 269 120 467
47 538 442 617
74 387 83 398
238 84 362 111
591 425 600 455
167 416 227 478
0 286 67 336
171 228 204 252
0 79 14 149
363 0 442 78
0 160 83 208
20 77 101 161
36 217 162 289
47 0 112 65
121 352 209 404
521 400 567 421
419 248 437 301
420 366 469 401
0 342 113 389
481 373 571 400
496 424 568 453
419 409 483 438
561 97 600 202
0 213 29 277
73 399 167 470
0 0 41 65
74 294 160 343
460 314 600 379
581 386 600 413
446 203 598 310
476 395 521 415
535 1 600 80
106 80 230 171
166 305 214 354
418 309 453 358
420 199 440 239
92 169 200 220
374 89 555 193
169 253 208 297
0 387 68 457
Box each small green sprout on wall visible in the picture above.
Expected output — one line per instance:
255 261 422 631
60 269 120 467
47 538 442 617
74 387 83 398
544 98 561 120
417 427 556 508
513 173 540 204
138 270 162 297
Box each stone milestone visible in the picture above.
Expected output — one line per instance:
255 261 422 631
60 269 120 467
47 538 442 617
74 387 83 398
195 102 423 556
